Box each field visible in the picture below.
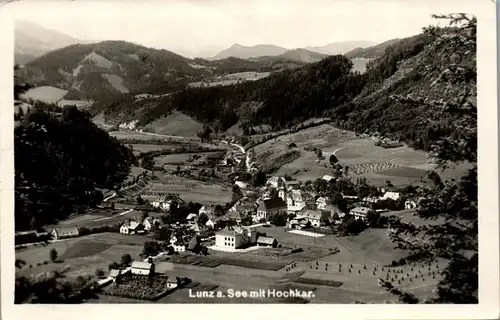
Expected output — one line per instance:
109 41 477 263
143 111 204 137
15 233 148 279
252 123 469 186
51 209 156 229
140 173 232 204
189 72 270 88
21 86 68 103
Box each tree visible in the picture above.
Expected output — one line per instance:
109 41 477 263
121 253 132 266
427 170 443 190
329 154 338 166
316 148 323 160
95 268 105 278
136 195 144 205
384 14 478 304
270 212 288 227
198 213 209 226
250 170 267 187
49 249 58 262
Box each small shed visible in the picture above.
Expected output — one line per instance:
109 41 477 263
257 236 278 248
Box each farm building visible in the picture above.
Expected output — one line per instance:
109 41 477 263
225 210 245 223
257 236 278 248
120 221 143 235
256 197 287 221
130 261 155 276
297 210 329 227
51 227 80 240
143 217 161 231
350 207 374 221
288 217 310 229
215 226 257 249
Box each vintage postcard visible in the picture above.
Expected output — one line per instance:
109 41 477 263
0 0 498 319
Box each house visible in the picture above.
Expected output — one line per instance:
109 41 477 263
229 198 257 216
187 237 200 252
256 197 287 221
287 189 305 207
234 181 248 189
322 175 335 182
143 217 161 231
323 204 346 220
166 279 178 289
285 180 301 190
381 192 400 201
170 235 178 245
316 196 331 210
362 196 380 204
297 210 329 227
130 261 155 276
257 236 278 248
190 223 202 234
51 227 79 240
186 213 198 224
405 200 417 209
199 205 215 215
215 226 257 249
225 210 245 223
350 207 374 221
172 240 186 252
120 221 143 235
205 219 215 229
266 176 286 189
287 217 308 229
152 201 170 211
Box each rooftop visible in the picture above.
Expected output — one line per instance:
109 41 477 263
260 197 287 211
131 261 153 270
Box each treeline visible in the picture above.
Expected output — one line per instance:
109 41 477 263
15 105 135 231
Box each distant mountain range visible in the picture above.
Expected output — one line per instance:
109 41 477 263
344 38 401 59
304 41 377 55
212 40 379 60
14 20 93 64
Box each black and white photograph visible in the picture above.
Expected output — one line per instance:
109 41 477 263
1 0 498 317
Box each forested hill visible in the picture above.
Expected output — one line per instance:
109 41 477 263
96 16 475 158
15 105 135 230
20 41 308 102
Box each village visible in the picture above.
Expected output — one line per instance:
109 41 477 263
15 133 431 303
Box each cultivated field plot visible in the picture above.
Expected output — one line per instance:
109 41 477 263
15 233 148 279
256 124 468 186
155 261 283 291
141 174 232 204
189 72 270 88
21 86 68 103
144 111 204 137
129 144 173 154
54 209 146 229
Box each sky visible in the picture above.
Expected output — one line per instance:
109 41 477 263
8 0 477 58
